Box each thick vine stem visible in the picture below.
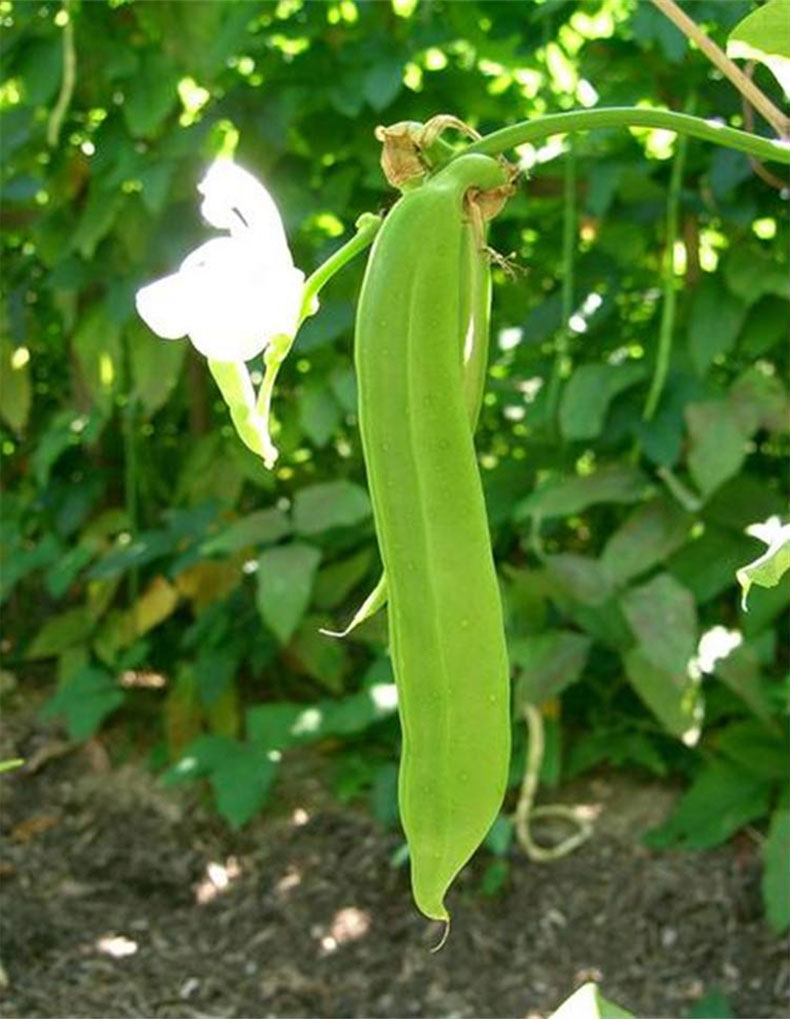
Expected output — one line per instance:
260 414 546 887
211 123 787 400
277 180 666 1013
514 704 593 863
464 108 790 165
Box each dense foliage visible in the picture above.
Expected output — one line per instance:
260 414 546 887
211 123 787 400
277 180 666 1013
2 0 788 930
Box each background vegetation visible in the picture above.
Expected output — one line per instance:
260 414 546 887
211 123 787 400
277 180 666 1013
2 0 788 934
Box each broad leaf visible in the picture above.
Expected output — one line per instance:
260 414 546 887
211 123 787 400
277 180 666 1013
687 278 746 376
511 630 591 706
293 480 371 535
602 497 692 587
41 665 125 741
27 607 93 659
623 649 703 744
127 318 186 418
256 543 321 644
559 362 644 440
728 0 790 95
201 508 291 555
645 759 772 850
685 400 746 498
515 465 650 520
621 572 697 675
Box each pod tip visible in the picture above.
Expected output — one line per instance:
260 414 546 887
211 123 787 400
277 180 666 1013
429 917 450 953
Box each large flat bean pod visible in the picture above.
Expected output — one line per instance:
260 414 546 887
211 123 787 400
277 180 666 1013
355 154 511 924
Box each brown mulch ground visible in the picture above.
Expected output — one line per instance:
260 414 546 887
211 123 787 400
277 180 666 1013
1 710 788 1019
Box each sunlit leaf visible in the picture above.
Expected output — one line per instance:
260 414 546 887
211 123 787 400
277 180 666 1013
728 0 790 95
737 523 790 609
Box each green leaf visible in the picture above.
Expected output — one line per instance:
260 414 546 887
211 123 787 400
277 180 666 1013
128 319 187 418
543 554 613 606
728 0 790 95
623 649 703 743
687 278 746 376
201 508 291 556
292 480 371 535
209 743 277 829
714 643 775 725
246 684 398 752
687 990 734 1019
737 523 790 609
193 645 242 707
161 734 277 829
725 246 790 304
762 805 790 934
511 630 591 705
685 400 747 498
559 362 645 440
41 666 125 741
549 982 634 1019
256 543 321 644
602 497 692 587
26 607 93 659
72 305 123 414
645 759 772 850
715 720 787 781
668 525 755 604
288 615 348 694
313 549 374 611
515 465 650 520
298 382 341 446
622 573 697 675
0 337 32 432
729 366 790 437
71 185 122 260
122 52 180 137
363 60 403 111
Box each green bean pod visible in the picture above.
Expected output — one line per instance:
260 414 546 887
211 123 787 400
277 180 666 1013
355 153 511 924
325 191 494 639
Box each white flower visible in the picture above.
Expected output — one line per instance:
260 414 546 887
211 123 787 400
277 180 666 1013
135 159 304 362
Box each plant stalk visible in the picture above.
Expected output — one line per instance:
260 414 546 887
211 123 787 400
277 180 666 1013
464 108 790 165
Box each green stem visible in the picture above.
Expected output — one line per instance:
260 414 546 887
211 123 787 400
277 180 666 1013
298 212 382 327
464 108 790 164
643 128 689 421
546 139 576 427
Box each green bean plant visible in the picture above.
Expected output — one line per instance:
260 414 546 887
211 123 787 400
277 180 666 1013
129 0 790 930
4 0 788 937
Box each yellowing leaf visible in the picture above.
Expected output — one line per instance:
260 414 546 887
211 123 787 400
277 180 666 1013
175 558 242 610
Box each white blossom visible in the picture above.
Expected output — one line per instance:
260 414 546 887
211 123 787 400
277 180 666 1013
135 159 303 362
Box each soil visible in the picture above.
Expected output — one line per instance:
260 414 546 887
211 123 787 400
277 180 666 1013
1 708 788 1019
